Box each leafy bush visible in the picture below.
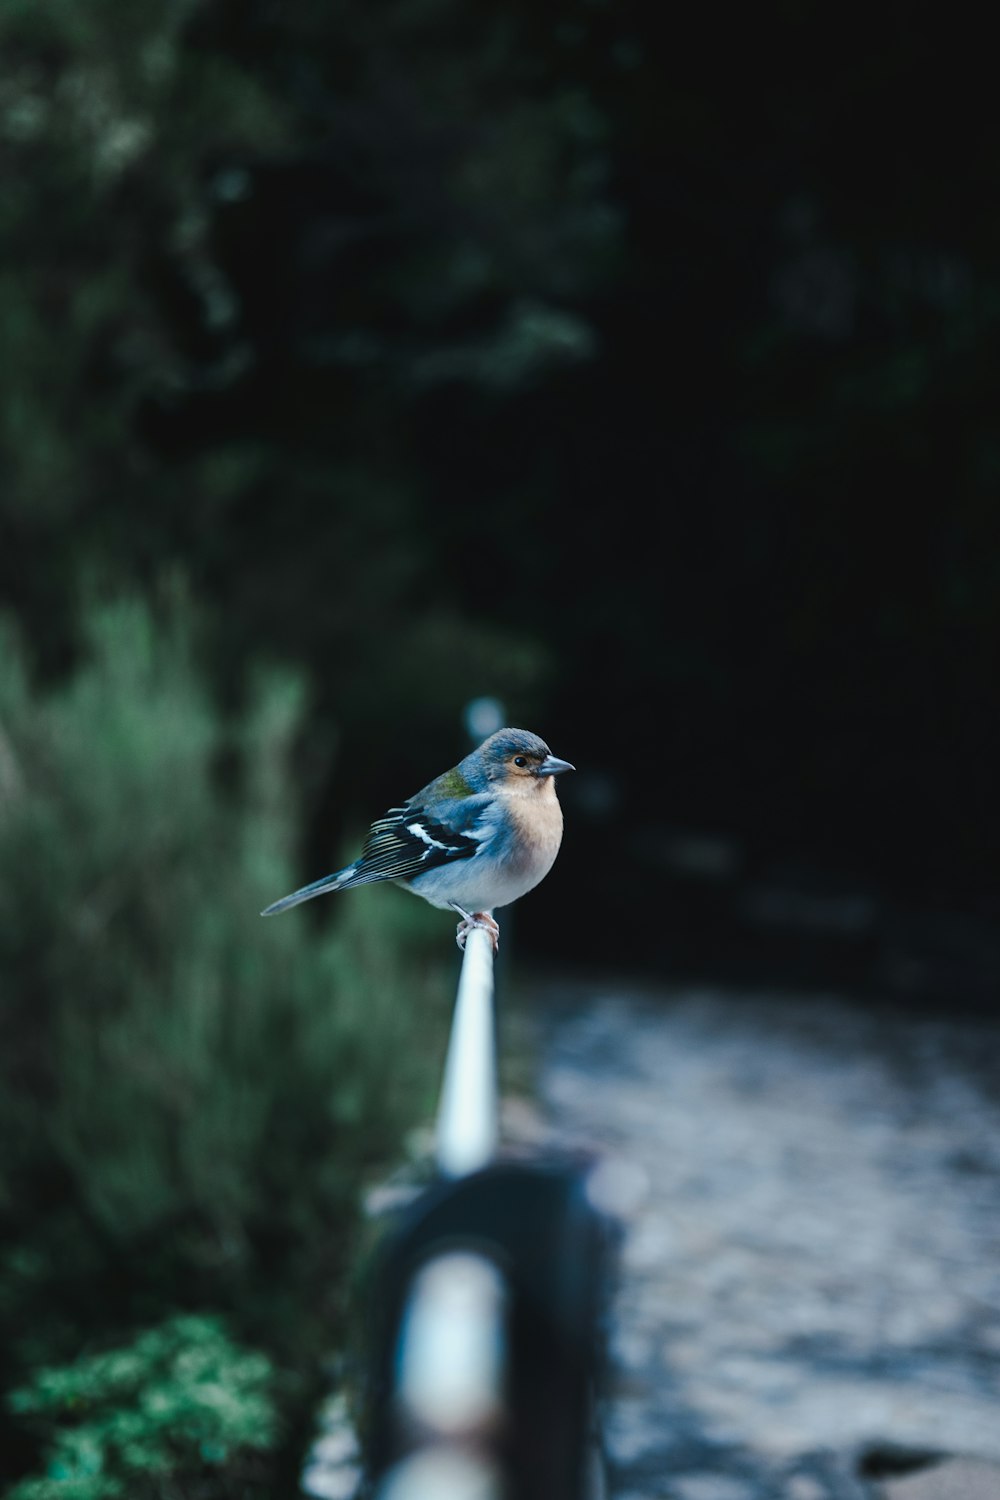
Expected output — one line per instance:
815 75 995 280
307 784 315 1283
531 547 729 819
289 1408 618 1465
7 1314 277 1500
0 589 450 1481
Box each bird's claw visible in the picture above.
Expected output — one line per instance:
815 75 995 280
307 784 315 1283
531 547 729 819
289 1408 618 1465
450 904 500 955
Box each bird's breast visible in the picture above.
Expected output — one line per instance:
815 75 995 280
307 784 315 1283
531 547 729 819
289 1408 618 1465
503 782 564 880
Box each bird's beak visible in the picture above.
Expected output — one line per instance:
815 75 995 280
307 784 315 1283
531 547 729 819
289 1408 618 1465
538 754 575 776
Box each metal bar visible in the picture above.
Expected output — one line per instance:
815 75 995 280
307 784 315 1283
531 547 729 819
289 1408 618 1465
367 914 611 1500
435 925 498 1177
372 932 505 1499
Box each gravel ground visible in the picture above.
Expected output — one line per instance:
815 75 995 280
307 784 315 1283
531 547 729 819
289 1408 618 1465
531 980 1000 1500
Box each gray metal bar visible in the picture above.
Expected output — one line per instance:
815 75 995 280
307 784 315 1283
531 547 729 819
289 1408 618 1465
372 931 505 1499
434 925 498 1177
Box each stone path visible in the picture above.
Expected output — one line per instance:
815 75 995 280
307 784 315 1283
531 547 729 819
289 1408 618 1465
530 981 1000 1500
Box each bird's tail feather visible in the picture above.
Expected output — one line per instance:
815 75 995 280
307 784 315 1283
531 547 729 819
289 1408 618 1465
260 865 356 916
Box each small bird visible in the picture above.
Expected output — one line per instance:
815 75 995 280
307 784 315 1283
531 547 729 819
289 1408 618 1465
261 728 574 951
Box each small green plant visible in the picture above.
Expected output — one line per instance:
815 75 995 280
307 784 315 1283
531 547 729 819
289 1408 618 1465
7 1314 277 1500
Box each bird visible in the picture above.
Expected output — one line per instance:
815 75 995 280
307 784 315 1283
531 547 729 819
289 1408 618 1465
261 728 574 953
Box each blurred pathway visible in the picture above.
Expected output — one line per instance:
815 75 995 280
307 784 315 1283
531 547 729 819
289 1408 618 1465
529 981 1000 1500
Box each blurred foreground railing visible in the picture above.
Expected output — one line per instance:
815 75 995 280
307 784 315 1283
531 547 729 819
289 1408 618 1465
364 923 611 1500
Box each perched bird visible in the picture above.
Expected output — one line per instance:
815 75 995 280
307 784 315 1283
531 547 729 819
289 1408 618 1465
261 728 574 952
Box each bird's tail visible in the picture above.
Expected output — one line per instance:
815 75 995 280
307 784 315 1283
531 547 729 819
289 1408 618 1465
260 865 357 916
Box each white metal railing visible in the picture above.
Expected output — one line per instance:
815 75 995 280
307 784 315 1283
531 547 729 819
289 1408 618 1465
373 922 506 1500
434 925 499 1177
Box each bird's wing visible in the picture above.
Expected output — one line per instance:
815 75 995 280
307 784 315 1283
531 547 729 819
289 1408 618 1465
261 794 491 915
339 795 489 888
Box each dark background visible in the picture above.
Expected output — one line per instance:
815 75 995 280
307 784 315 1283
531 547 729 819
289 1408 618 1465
4 2 999 983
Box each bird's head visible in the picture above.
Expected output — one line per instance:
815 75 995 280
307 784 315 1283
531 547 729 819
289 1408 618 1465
467 728 575 789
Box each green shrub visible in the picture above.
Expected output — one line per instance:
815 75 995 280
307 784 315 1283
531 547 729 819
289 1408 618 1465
0 592 442 1236
0 589 450 1476
7 1314 277 1500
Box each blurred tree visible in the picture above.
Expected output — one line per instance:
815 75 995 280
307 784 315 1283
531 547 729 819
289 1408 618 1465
0 0 614 722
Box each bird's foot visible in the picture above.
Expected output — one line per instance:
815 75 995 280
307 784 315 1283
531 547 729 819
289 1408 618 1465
450 904 500 955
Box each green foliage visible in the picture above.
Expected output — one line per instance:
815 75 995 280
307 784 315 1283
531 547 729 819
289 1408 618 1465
0 0 597 731
0 591 441 1246
0 589 450 1483
0 0 288 522
7 1314 277 1500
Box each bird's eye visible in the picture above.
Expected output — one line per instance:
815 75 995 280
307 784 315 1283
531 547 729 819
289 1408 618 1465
513 755 527 767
